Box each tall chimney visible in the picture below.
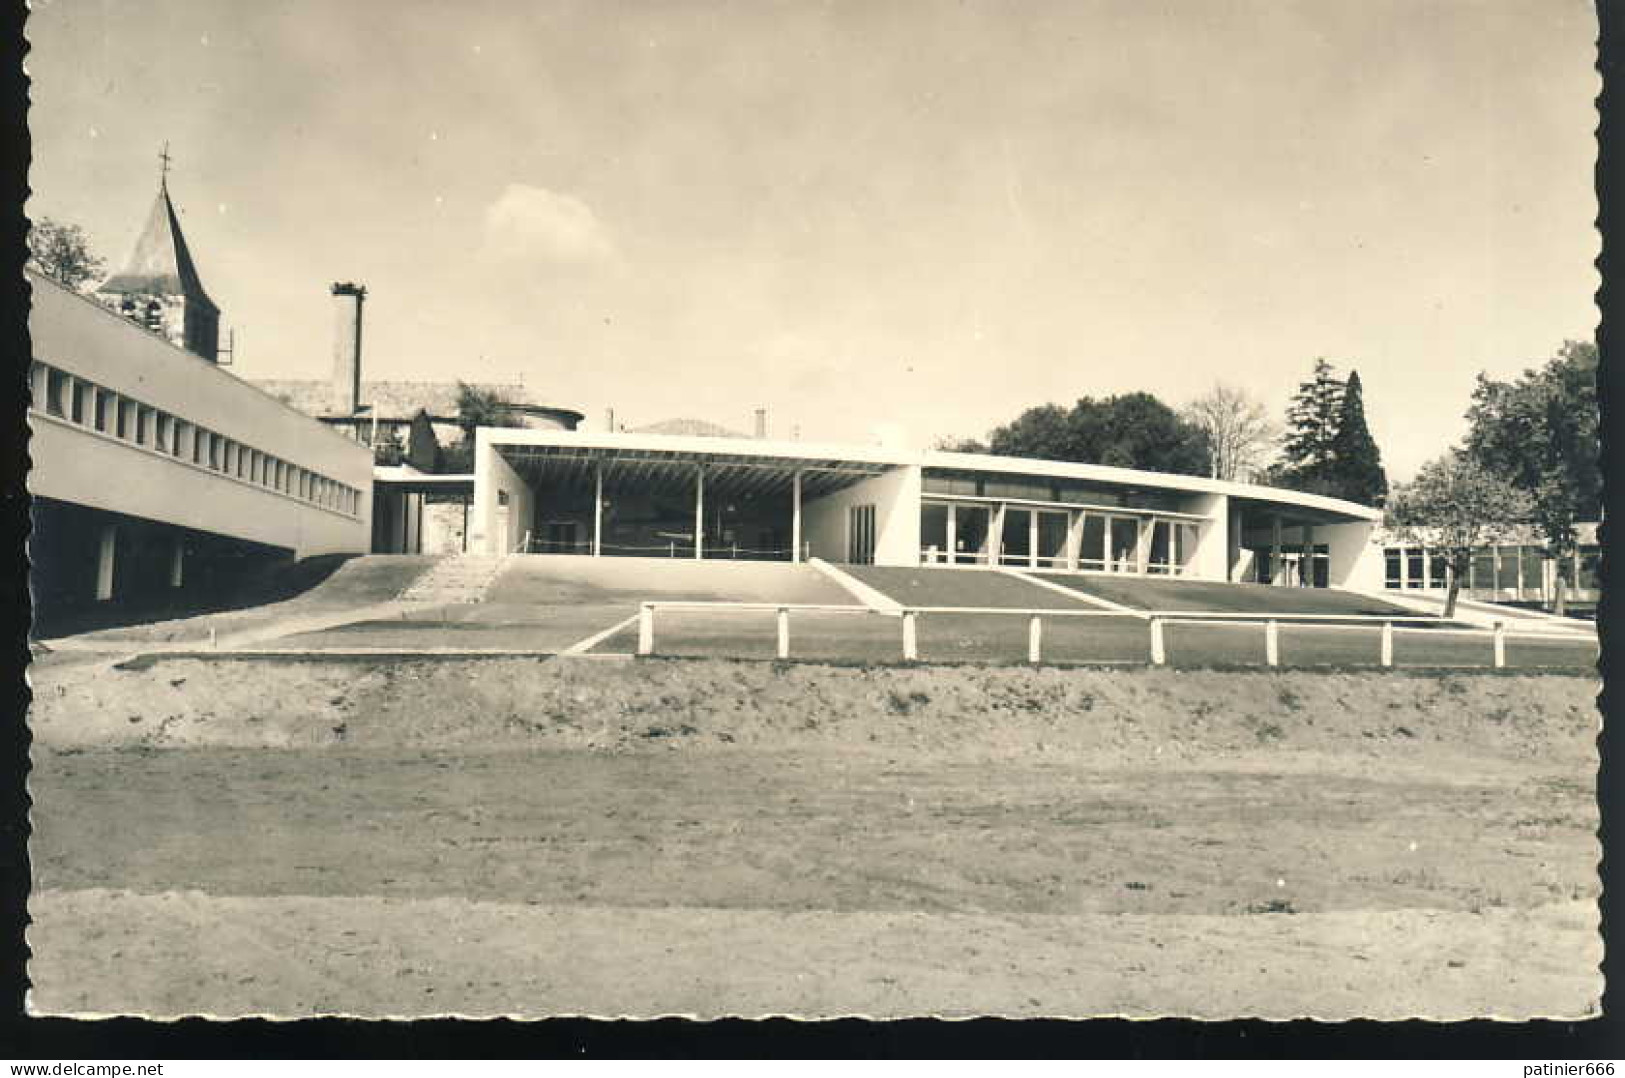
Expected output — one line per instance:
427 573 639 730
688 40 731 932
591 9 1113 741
754 408 767 439
330 282 366 416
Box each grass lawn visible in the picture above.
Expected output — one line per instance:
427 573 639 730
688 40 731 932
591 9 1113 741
843 565 1095 609
1034 573 1417 616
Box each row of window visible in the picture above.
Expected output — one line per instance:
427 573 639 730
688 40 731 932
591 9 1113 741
29 360 363 517
1383 544 1601 594
921 470 1187 513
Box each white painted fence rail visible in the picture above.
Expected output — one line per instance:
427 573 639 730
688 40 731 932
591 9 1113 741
632 600 1583 670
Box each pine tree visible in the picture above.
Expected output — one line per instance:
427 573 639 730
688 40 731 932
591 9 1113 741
1326 370 1388 505
1277 358 1345 494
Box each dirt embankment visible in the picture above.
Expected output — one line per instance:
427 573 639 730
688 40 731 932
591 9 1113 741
29 656 1597 772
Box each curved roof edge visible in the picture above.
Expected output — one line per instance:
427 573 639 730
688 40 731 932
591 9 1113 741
476 427 1385 522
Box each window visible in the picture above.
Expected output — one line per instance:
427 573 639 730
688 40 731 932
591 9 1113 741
115 398 130 440
1385 549 1402 589
1078 514 1106 571
69 379 87 424
847 504 877 564
193 428 207 465
984 478 1052 502
1108 516 1139 572
155 412 172 452
45 369 66 417
922 472 981 497
1404 550 1424 589
136 406 153 447
172 420 188 458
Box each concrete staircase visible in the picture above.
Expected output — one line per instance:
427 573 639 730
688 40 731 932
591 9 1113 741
397 555 508 605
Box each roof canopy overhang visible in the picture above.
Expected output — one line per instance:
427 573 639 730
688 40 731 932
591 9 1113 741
493 441 892 500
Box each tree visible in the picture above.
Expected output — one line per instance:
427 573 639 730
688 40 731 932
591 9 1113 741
438 382 526 473
1274 358 1346 495
1182 382 1276 482
1325 370 1388 505
931 434 987 453
1385 452 1534 619
987 393 1209 476
1463 340 1599 614
28 217 105 292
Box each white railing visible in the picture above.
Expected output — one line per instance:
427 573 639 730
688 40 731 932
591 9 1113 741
631 601 1591 669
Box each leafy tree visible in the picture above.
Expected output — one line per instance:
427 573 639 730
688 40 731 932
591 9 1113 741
1385 452 1534 619
1182 382 1276 482
931 434 988 453
987 393 1209 476
1325 370 1388 505
28 217 105 292
1463 340 1599 614
1274 358 1346 495
439 383 525 473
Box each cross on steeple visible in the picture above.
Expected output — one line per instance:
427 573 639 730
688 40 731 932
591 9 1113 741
158 141 172 187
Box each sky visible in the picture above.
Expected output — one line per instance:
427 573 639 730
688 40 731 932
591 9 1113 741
27 0 1598 480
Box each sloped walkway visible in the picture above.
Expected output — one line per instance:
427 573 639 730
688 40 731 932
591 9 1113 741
397 555 509 605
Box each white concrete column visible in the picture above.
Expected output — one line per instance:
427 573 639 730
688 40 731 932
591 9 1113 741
1028 510 1039 569
945 504 958 565
791 469 803 563
988 504 1006 566
169 536 184 588
1301 523 1314 587
1064 510 1084 572
593 463 604 557
1271 517 1284 586
95 524 116 601
693 464 705 560
1136 517 1152 574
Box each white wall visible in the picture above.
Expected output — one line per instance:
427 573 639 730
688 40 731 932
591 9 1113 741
29 275 371 558
1321 520 1384 591
471 434 533 554
1181 492 1229 581
801 465 920 565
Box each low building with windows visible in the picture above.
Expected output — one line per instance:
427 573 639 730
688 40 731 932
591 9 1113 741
1377 523 1600 610
28 178 373 620
466 427 1386 589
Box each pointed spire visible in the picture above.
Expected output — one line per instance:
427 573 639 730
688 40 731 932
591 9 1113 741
97 166 218 314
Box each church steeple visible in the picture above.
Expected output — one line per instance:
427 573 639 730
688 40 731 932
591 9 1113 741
96 152 221 362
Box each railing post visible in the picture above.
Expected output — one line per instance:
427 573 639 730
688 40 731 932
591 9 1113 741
1493 621 1506 669
638 603 654 656
902 610 919 662
1380 620 1394 668
1149 616 1165 665
1028 614 1043 664
1265 619 1279 666
777 606 790 660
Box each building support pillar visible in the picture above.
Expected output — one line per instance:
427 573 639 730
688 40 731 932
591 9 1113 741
1064 510 1084 571
95 524 116 601
1028 510 1039 570
1271 517 1285 586
945 504 958 565
987 504 1006 566
593 463 604 557
1137 516 1152 575
694 464 705 560
1301 523 1314 587
791 469 803 563
169 535 185 589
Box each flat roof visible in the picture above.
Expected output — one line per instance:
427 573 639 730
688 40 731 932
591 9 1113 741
479 428 1383 522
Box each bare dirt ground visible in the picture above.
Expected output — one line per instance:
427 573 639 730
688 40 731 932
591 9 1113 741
26 656 1601 1019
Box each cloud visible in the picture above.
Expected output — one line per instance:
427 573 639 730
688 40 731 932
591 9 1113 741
482 183 616 265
